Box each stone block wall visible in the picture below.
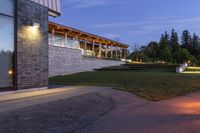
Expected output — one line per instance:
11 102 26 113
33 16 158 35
49 45 125 77
16 0 49 89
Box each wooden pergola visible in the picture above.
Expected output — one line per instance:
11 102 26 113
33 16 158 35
48 22 129 59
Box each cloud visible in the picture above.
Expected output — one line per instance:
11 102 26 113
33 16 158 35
102 33 120 40
89 16 200 44
90 16 200 28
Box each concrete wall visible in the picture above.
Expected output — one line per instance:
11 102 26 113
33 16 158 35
49 45 125 77
17 0 49 89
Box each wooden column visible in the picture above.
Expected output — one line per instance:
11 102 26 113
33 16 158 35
120 47 123 59
111 45 113 58
51 29 55 45
92 40 95 56
98 43 102 58
64 32 68 47
105 43 108 58
116 46 118 59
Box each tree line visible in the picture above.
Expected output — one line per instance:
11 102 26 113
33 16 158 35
129 29 200 65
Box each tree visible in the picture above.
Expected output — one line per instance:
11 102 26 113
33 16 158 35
169 29 181 63
191 33 200 55
128 29 200 65
179 48 192 63
160 31 170 49
190 33 200 65
159 31 172 62
160 47 172 62
129 51 149 62
170 29 180 51
181 30 192 53
145 42 160 61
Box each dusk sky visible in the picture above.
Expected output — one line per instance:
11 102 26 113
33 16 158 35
50 0 200 47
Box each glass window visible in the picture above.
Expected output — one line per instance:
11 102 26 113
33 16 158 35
0 0 14 16
54 35 64 47
0 15 14 88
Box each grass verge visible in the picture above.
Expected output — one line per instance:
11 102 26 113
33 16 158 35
49 69 200 101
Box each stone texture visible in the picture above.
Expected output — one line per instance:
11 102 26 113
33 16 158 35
49 45 125 77
16 0 49 89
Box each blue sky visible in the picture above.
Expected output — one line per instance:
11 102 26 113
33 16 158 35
50 0 200 47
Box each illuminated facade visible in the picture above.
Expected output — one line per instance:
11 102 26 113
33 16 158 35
0 0 57 91
0 0 129 92
49 22 129 59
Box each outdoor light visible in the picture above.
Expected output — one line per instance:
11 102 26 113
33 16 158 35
8 69 13 75
33 23 40 28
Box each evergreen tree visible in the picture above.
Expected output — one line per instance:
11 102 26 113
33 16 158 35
170 29 180 51
191 33 200 65
181 30 192 53
191 33 199 55
160 32 170 49
169 29 180 63
159 31 172 62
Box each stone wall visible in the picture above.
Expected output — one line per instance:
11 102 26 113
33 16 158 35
16 0 49 89
49 45 125 77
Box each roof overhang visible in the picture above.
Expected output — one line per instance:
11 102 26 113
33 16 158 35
48 22 129 48
31 0 61 17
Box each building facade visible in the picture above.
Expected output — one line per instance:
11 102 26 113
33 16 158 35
0 0 128 92
0 0 60 91
48 22 129 77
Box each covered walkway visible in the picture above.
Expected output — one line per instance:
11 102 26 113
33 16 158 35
49 22 129 59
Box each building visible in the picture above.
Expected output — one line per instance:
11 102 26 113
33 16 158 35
0 0 129 92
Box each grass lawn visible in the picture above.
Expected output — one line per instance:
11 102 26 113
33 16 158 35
49 66 200 101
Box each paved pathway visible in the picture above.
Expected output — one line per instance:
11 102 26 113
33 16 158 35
0 86 200 133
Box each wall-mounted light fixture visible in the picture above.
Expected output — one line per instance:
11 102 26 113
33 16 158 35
32 22 40 29
22 21 42 42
